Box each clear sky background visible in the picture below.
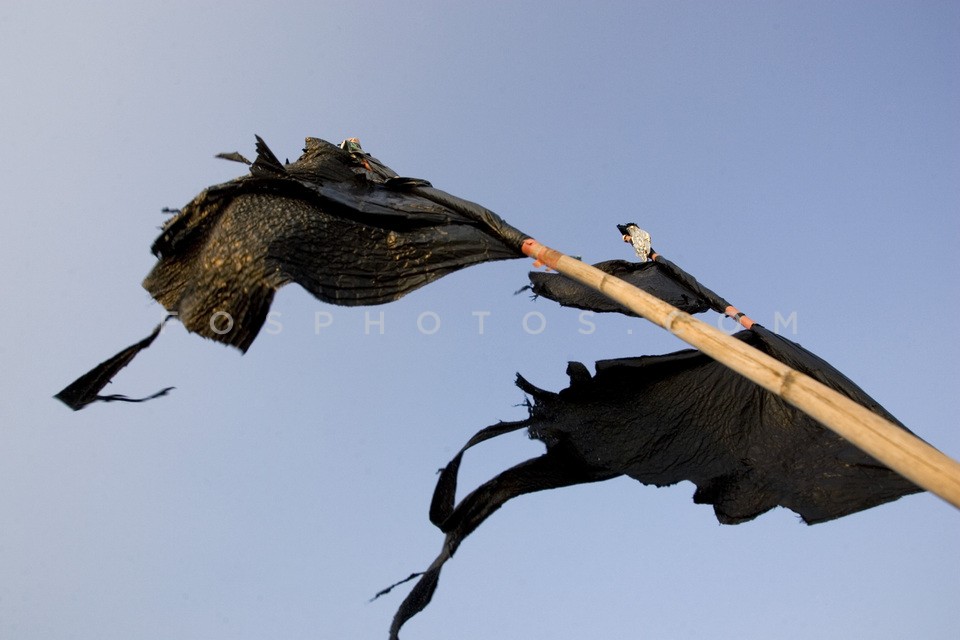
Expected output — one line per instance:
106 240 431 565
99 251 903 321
2 2 958 639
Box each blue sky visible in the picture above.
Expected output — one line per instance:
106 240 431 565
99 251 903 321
2 1 958 638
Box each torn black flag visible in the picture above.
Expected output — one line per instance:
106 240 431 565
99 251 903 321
56 136 530 408
386 324 922 637
145 136 529 350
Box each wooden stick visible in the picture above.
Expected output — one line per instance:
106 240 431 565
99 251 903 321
522 239 960 510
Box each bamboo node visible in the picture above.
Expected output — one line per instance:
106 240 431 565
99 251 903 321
663 308 685 331
779 369 799 398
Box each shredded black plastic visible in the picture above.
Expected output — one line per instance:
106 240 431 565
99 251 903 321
53 137 928 640
385 324 923 637
526 258 712 315
145 136 529 350
526 237 739 318
54 322 173 411
55 136 530 409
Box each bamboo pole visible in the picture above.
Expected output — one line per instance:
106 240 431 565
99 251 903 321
522 238 960 511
